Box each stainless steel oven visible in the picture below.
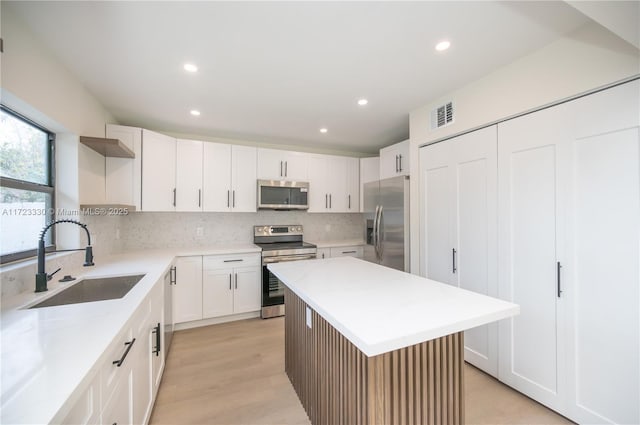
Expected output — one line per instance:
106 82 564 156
254 225 316 318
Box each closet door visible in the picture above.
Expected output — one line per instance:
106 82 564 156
419 125 498 376
564 81 640 424
450 126 498 376
497 104 570 412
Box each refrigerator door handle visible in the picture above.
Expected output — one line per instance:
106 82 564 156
373 205 380 260
376 205 384 261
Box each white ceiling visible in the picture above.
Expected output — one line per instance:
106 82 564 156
6 1 590 154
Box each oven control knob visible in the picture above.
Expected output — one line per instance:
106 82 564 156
296 226 302 232
257 227 263 232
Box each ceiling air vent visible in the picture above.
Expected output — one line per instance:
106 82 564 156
431 101 454 129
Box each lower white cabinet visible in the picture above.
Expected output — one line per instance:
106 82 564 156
173 256 203 323
317 245 364 259
202 254 261 319
60 376 100 425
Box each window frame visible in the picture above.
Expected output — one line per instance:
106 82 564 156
0 105 56 264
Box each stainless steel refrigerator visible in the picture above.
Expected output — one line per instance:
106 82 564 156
363 175 410 271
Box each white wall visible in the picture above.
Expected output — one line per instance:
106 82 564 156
409 22 640 274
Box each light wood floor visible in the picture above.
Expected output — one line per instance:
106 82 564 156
150 318 572 425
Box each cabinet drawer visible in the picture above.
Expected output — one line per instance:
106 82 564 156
330 246 364 258
59 375 99 425
203 253 261 270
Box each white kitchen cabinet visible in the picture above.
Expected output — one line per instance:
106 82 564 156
420 125 498 377
202 253 261 319
496 79 639 423
142 129 177 211
317 248 331 259
132 299 152 425
308 155 351 213
173 256 203 324
176 139 203 212
105 124 142 210
203 143 256 212
360 157 379 212
101 326 135 425
101 374 132 425
150 282 164 394
345 157 359 212
379 139 409 180
60 375 99 425
257 148 308 181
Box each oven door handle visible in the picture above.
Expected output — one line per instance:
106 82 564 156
263 254 316 264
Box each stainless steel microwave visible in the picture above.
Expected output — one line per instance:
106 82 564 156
257 180 309 210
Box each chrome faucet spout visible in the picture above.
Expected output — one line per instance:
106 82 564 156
35 219 94 293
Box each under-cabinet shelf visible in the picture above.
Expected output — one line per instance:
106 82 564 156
80 136 135 158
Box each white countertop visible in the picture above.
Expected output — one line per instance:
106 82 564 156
312 239 365 248
0 244 260 424
268 257 519 357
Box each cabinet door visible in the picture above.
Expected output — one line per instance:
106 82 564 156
106 125 142 210
231 145 257 212
328 156 348 212
257 148 287 180
317 248 331 259
497 104 569 412
330 246 364 258
380 140 409 180
232 267 261 314
450 126 498 376
203 142 232 212
59 377 99 425
307 155 329 212
142 129 176 211
564 81 640 425
282 151 309 181
173 256 203 323
176 139 203 212
346 157 360 212
101 366 133 425
202 268 234 318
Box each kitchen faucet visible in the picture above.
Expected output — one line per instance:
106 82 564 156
35 219 94 292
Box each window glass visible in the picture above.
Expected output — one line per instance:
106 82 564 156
0 109 49 185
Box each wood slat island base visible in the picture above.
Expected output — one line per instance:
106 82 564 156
285 287 465 425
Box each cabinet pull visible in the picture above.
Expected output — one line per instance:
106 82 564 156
395 155 399 173
557 261 562 298
227 190 230 207
398 154 403 172
152 323 161 356
170 266 177 285
229 274 232 290
452 248 457 273
325 194 328 209
285 161 288 177
223 259 243 263
348 194 351 209
329 194 332 208
280 161 283 177
172 188 176 207
235 273 238 289
232 190 236 208
342 250 357 254
198 189 201 208
113 338 136 367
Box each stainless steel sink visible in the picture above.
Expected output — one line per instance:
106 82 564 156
29 274 146 308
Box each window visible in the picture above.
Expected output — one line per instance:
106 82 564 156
0 106 55 263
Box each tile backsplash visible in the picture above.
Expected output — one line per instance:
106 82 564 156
2 211 363 297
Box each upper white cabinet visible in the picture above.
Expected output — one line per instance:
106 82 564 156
176 139 203 212
308 155 359 213
105 124 142 210
380 139 409 180
359 157 379 212
203 144 256 212
496 80 639 424
257 148 308 181
142 129 177 211
420 126 498 377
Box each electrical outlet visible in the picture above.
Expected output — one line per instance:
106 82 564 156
196 227 204 238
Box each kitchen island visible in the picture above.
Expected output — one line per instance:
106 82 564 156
268 257 519 425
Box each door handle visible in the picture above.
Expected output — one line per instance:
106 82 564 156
395 155 399 173
227 190 230 207
235 273 238 289
152 323 161 356
325 194 328 209
198 189 201 208
348 194 351 209
329 194 332 209
229 274 232 290
557 262 562 297
398 154 402 172
285 161 288 177
452 248 457 273
173 188 176 207
170 266 176 285
280 161 283 177
113 338 136 367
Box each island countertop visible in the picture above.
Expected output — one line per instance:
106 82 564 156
268 256 519 357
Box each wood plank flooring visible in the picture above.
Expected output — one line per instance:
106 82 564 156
150 318 572 425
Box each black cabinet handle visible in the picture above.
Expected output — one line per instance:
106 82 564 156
285 161 288 177
235 273 238 289
395 155 399 173
172 188 176 207
348 194 351 209
280 161 283 177
198 189 201 208
223 259 243 263
342 250 357 254
398 154 403 172
452 248 457 274
152 323 161 356
232 190 235 208
557 262 562 297
113 338 136 367
170 266 176 285
227 190 230 207
229 274 232 290
325 194 328 209
329 194 332 209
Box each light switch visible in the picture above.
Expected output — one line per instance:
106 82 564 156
306 306 312 328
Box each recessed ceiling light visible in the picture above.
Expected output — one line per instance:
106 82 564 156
183 63 198 72
357 99 368 106
435 40 451 52
319 128 328 134
190 110 201 116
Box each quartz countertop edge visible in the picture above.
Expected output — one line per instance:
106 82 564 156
0 244 260 424
311 239 365 248
268 257 520 357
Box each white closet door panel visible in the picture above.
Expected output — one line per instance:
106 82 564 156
424 165 452 284
203 143 232 212
567 127 640 424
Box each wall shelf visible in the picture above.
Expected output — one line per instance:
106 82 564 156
80 136 135 158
